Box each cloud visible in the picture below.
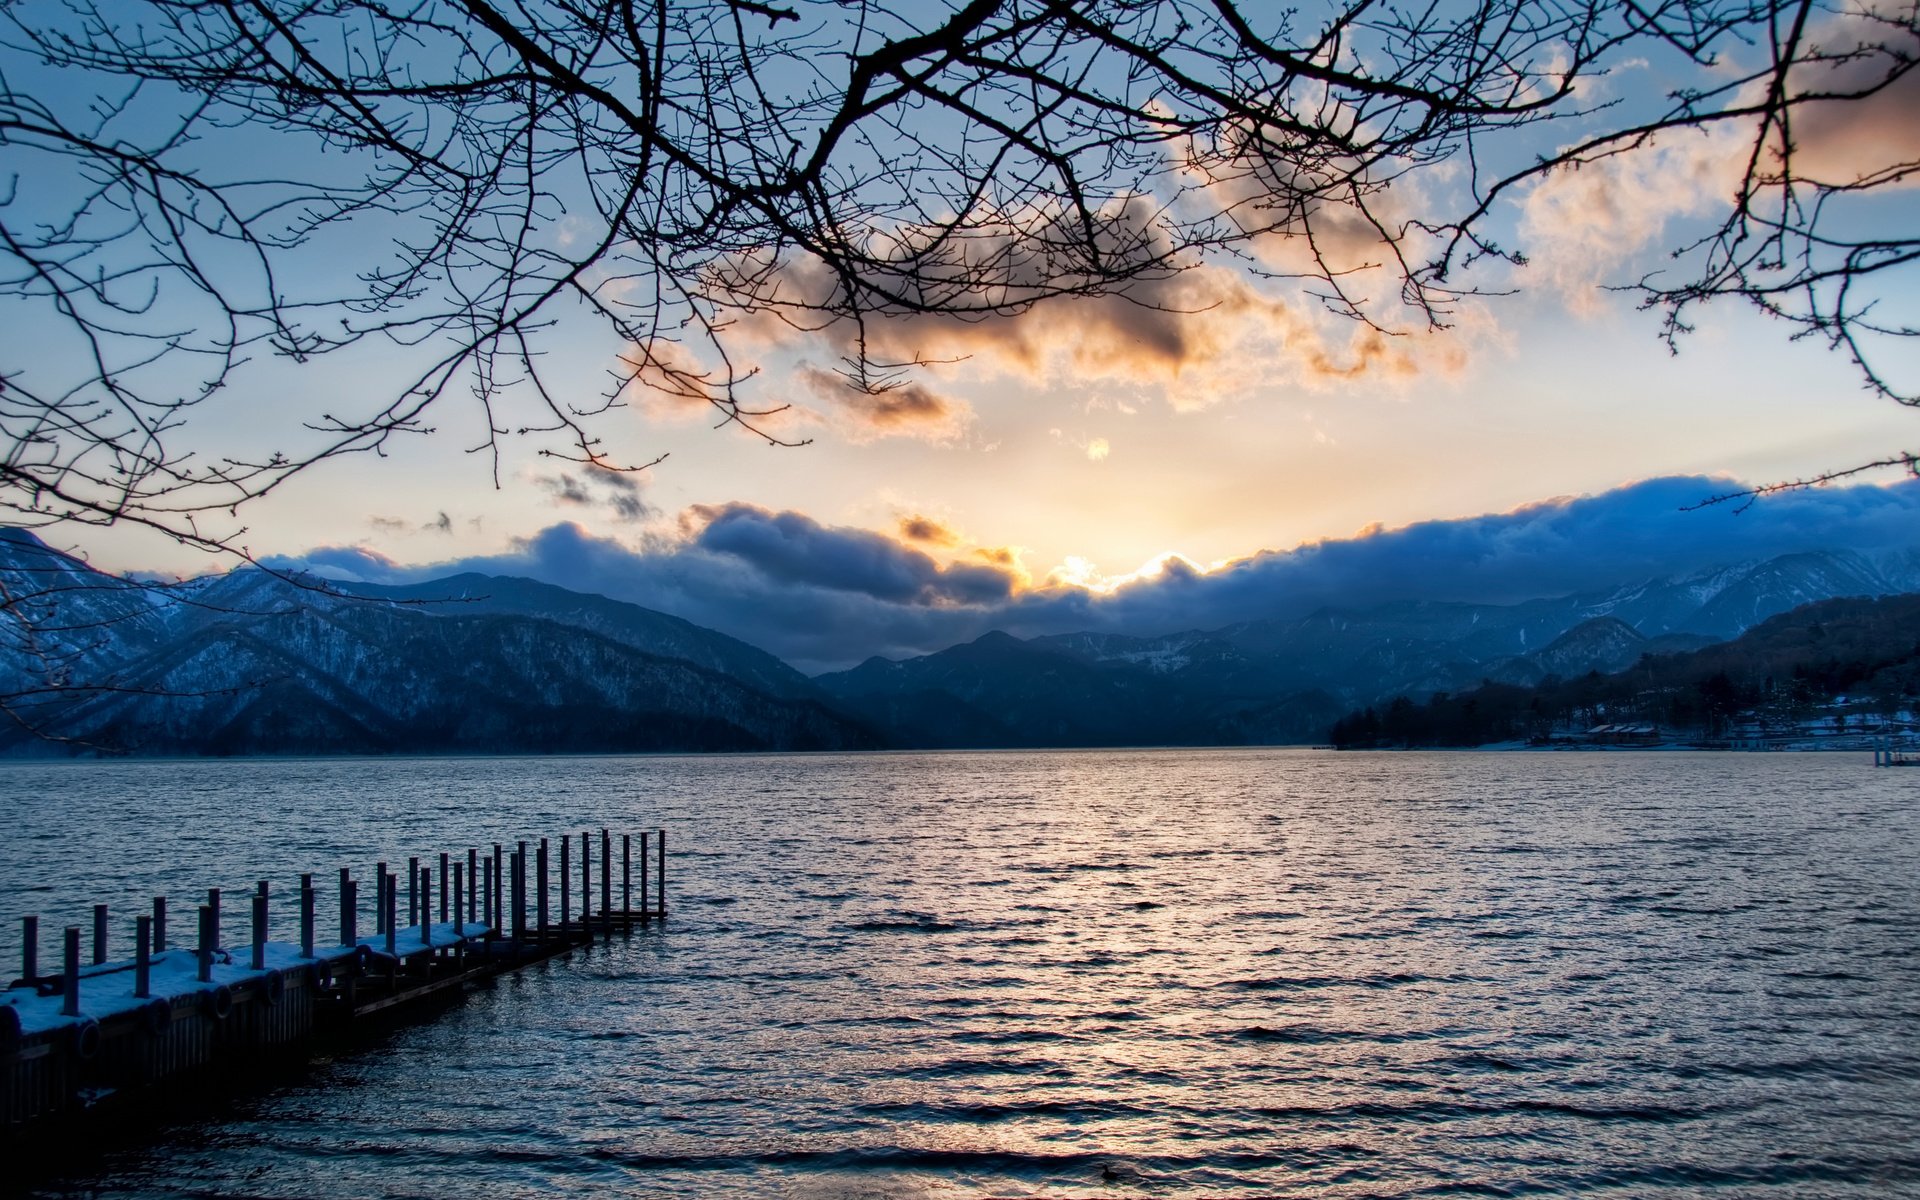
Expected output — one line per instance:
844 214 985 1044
795 365 971 442
899 515 959 546
533 465 652 523
1519 10 1920 303
686 502 1018 606
723 196 1476 419
1086 438 1111 462
271 476 1920 674
1787 10 1920 188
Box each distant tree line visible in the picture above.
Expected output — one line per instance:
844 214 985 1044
1329 595 1920 748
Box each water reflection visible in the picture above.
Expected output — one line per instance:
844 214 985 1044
1 749 1916 1196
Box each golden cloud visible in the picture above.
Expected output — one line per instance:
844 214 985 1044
899 514 960 546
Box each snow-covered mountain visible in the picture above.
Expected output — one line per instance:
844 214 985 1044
817 548 1920 745
0 535 873 755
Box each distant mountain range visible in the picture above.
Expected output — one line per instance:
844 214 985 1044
815 548 1920 747
1 528 1916 755
1328 594 1920 748
0 532 874 755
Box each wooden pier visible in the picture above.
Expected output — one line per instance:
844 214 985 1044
1 827 667 1129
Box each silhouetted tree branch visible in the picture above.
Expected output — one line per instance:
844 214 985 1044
0 0 1914 555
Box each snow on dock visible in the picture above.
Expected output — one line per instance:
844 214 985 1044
2 828 667 1128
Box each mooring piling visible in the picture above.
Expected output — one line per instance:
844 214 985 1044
300 875 315 959
537 839 550 934
251 883 267 971
580 831 591 925
452 862 465 936
600 829 612 922
374 863 387 935
195 906 213 984
60 930 79 1018
133 916 151 1000
152 897 166 954
20 917 35 986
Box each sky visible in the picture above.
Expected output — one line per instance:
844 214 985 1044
19 2 1920 671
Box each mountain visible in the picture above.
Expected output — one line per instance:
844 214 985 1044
1329 594 1920 748
820 548 1920 747
335 572 819 701
0 539 875 756
0 530 174 698
5 530 1917 756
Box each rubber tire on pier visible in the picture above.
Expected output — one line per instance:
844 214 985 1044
205 984 234 1021
0 1004 20 1055
71 1018 101 1061
306 962 328 990
260 969 285 1006
143 998 172 1037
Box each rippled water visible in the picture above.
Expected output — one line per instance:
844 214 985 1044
3 749 1918 1196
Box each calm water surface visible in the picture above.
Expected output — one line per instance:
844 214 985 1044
1 749 1917 1197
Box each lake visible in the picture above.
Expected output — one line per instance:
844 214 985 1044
2 749 1916 1196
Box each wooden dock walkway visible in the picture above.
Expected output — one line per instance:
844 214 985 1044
1 828 666 1129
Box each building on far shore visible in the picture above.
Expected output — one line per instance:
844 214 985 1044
1583 723 1661 746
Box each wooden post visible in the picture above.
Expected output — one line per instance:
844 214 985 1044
623 834 631 917
251 882 268 971
208 888 221 951
384 872 397 957
560 835 571 930
374 862 388 934
514 842 528 939
421 868 433 947
657 828 667 916
61 927 80 1016
600 829 612 922
537 838 550 934
452 862 464 936
21 915 36 983
640 832 650 917
300 874 315 958
196 906 214 983
92 903 108 965
439 852 449 922
467 847 478 925
134 915 152 999
407 856 419 930
580 831 591 926
153 896 166 952
340 869 356 946
505 850 518 939
493 843 504 931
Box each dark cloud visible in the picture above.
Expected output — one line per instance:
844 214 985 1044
899 515 959 546
425 511 453 535
534 466 652 523
688 502 1017 606
272 476 1920 673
